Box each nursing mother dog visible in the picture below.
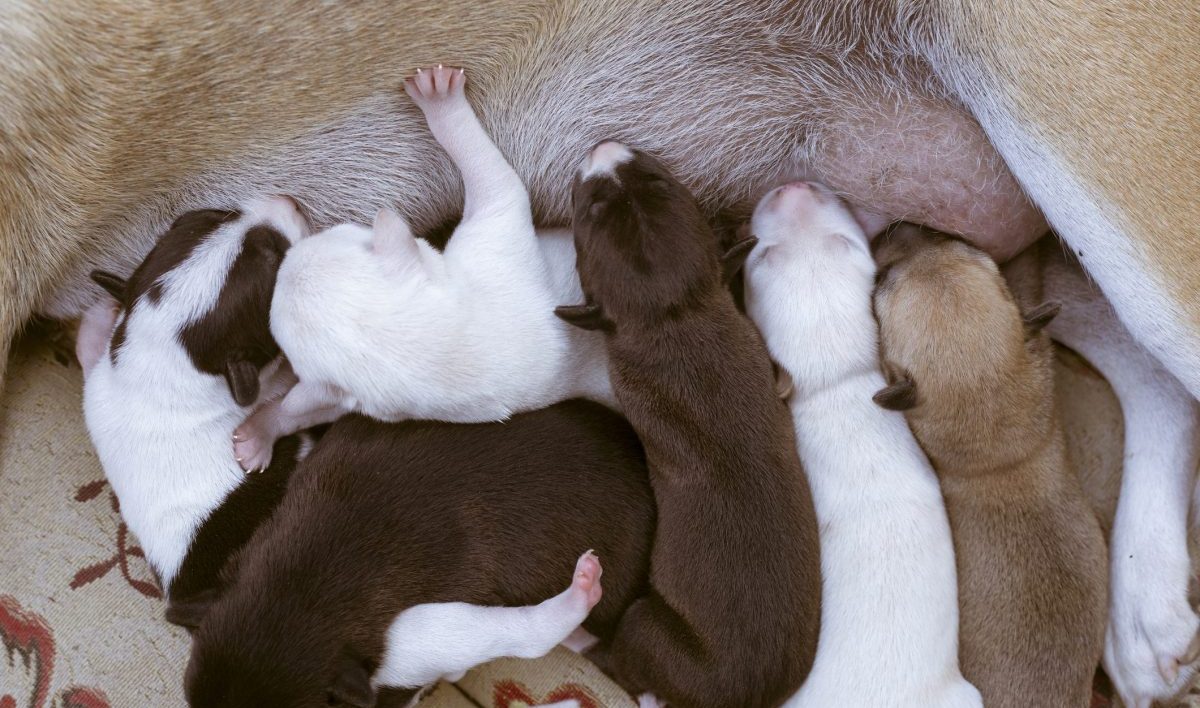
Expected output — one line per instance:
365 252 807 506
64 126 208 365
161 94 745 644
3 2 1198 706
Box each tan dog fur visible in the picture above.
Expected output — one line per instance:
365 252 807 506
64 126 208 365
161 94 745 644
873 224 1108 708
4 3 1196 402
2 0 1061 393
907 0 1200 400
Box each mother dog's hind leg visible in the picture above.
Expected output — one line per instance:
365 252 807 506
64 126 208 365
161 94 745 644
911 0 1200 403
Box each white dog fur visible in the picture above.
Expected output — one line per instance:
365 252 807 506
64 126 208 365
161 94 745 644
234 66 611 470
375 550 604 706
742 181 981 707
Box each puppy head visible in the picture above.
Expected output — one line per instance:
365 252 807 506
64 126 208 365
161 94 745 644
92 196 308 406
562 141 717 330
746 181 873 286
740 182 877 382
871 224 1058 469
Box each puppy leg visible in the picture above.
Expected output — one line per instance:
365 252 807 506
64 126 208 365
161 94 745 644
233 379 351 471
404 66 531 228
75 296 120 376
1043 251 1200 706
374 551 603 690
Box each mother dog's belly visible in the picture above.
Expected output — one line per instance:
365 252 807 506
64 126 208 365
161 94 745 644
35 3 1043 317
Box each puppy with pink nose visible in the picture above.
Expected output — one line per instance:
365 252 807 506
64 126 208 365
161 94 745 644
742 182 981 707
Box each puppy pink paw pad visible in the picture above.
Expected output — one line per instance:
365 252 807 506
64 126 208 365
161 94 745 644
232 426 273 472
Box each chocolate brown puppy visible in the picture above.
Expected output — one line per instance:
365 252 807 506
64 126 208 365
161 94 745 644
558 141 821 707
872 224 1107 708
181 400 655 708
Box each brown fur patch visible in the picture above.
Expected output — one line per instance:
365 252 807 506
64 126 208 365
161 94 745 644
184 401 655 708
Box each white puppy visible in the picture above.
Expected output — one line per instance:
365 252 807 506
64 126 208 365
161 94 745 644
741 182 982 707
234 66 611 470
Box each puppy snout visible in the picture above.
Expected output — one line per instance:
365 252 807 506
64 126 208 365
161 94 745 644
765 181 826 212
578 140 634 180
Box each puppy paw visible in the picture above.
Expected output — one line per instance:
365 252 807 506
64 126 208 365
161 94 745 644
404 65 467 115
1105 593 1200 705
232 420 275 472
568 550 603 612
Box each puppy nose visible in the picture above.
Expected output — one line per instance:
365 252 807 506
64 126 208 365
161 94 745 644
579 140 634 180
767 181 823 210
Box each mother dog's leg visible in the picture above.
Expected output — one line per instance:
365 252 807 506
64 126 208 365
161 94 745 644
910 0 1200 399
1038 245 1200 706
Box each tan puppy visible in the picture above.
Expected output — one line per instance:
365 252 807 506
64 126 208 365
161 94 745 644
872 224 1107 708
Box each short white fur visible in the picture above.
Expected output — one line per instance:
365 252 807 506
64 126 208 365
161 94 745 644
80 198 308 590
742 182 982 708
1036 249 1200 707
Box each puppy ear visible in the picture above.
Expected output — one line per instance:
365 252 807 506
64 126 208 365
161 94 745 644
164 588 218 630
328 649 376 707
721 236 758 283
1022 301 1061 338
554 304 614 332
772 361 794 400
873 372 917 411
90 270 128 304
223 359 261 407
373 208 421 263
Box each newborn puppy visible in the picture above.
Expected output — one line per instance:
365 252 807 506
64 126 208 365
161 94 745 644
741 183 981 707
873 224 1108 708
233 65 611 470
558 142 821 707
79 198 315 607
183 400 655 708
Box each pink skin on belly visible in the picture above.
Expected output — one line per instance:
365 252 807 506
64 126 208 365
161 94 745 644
790 95 1047 262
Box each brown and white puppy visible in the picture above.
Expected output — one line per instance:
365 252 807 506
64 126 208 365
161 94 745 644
872 224 1108 708
182 400 655 708
78 198 315 610
558 142 821 707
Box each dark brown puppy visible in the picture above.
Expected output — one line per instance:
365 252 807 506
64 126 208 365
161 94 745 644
181 400 654 708
557 141 821 707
